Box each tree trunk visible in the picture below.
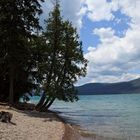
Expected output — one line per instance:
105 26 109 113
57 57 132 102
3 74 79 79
44 98 55 111
9 66 14 106
35 92 46 110
39 96 51 111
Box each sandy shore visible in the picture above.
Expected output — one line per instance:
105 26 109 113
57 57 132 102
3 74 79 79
0 105 82 140
0 106 62 140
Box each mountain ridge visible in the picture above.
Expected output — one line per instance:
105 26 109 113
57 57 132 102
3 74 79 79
76 78 140 95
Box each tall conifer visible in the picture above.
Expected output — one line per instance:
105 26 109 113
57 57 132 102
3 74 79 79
0 0 44 104
36 1 87 111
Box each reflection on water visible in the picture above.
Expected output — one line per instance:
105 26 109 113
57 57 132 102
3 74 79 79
31 94 140 140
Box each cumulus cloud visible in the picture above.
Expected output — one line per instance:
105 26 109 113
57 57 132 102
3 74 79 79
76 0 140 85
41 0 86 29
40 0 140 85
84 0 115 21
61 0 86 29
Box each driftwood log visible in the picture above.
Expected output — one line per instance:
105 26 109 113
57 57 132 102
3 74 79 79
0 111 13 123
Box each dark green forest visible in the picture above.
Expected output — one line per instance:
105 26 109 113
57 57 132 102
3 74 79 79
0 0 87 111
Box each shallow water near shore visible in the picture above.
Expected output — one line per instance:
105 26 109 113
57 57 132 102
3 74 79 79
30 94 140 140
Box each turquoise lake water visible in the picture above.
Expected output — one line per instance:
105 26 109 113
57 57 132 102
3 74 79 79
30 94 140 140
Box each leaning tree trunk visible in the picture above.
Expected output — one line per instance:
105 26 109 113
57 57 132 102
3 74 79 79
36 60 55 110
42 97 56 112
40 56 67 111
45 98 55 110
39 96 51 111
35 92 46 110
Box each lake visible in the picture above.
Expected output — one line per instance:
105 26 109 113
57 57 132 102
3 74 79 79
31 94 140 140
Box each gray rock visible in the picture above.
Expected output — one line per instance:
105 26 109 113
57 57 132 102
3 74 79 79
0 111 13 123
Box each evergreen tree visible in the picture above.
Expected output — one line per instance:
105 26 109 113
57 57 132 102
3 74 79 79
36 2 87 111
0 0 44 105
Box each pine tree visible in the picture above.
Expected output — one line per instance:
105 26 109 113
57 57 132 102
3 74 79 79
36 1 87 111
0 0 44 105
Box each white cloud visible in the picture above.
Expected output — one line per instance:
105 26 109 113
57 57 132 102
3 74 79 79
41 0 86 29
79 24 140 85
77 0 140 85
93 28 119 44
83 0 140 23
61 0 86 29
40 0 140 85
84 0 116 21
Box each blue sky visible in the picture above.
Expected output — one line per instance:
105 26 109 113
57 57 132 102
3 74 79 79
80 10 131 52
42 0 140 85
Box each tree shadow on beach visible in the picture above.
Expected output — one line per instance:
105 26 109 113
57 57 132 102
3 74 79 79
14 107 63 123
1 103 64 124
